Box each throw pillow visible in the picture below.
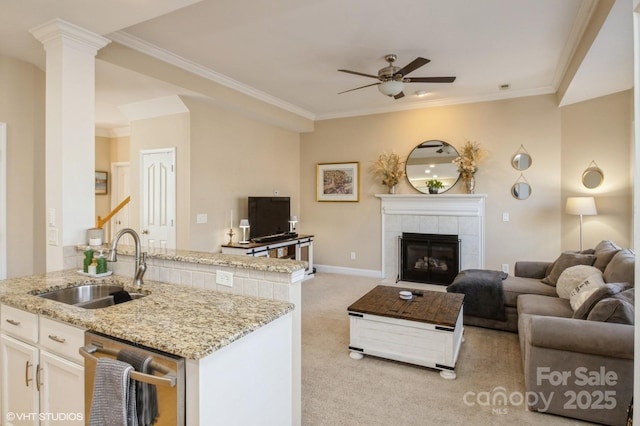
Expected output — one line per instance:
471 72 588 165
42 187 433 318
556 265 602 299
569 273 606 310
603 248 635 285
587 288 635 325
572 282 631 320
541 252 596 286
592 240 620 272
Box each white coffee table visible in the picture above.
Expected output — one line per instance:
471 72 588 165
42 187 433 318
347 285 464 379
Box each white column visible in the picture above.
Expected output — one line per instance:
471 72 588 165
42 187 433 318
30 20 110 271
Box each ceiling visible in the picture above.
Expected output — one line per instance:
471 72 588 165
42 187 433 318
0 0 633 130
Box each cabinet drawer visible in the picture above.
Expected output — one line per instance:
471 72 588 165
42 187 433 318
1 304 38 343
39 317 85 364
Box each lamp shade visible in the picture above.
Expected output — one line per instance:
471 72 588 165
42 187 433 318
378 80 404 96
566 197 597 216
239 219 250 227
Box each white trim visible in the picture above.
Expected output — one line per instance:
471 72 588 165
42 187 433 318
119 95 188 122
108 31 316 121
313 264 382 279
0 123 6 278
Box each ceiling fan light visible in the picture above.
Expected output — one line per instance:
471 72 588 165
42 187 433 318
378 80 404 96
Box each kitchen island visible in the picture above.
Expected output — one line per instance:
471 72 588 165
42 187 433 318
0 267 296 425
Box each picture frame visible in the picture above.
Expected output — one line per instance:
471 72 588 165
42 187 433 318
95 171 108 195
316 162 359 202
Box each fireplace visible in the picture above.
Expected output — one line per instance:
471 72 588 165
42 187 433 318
399 233 460 285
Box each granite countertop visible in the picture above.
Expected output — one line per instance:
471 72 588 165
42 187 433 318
0 269 294 360
83 244 307 274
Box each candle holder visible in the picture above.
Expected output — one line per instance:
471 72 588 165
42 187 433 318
227 228 235 244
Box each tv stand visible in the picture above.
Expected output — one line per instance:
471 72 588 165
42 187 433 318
221 234 314 279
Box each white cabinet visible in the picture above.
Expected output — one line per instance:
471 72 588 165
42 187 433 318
0 334 39 426
0 305 85 426
38 351 84 426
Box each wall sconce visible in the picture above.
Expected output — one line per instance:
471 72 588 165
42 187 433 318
239 219 250 243
566 197 597 251
289 216 298 233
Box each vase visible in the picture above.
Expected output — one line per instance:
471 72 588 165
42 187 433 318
428 188 438 194
388 185 397 194
463 174 476 194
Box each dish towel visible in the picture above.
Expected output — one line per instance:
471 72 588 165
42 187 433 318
118 349 159 426
89 358 138 426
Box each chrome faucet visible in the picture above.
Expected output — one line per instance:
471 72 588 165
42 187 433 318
108 228 147 287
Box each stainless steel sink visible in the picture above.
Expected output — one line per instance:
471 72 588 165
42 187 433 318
37 284 147 309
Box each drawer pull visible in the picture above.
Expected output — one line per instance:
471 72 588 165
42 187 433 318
6 319 20 326
48 334 66 344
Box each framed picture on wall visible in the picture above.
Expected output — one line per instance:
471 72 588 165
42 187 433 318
316 162 359 202
95 171 108 195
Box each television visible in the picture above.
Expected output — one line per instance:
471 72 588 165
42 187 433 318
248 196 291 239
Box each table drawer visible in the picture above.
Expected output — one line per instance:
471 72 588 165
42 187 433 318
1 304 38 343
39 316 85 363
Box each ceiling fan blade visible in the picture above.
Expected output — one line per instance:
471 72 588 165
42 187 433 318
338 69 380 79
338 82 381 94
395 57 430 77
405 76 456 83
394 92 405 100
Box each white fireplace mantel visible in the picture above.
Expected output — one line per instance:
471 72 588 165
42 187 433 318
376 194 486 282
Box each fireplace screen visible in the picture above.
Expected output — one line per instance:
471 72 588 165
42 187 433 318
399 233 460 285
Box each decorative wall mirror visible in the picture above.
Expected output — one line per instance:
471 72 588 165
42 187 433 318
511 145 532 170
405 140 460 194
582 160 604 189
511 174 531 200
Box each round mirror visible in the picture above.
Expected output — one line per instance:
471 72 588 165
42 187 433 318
405 140 460 194
511 182 531 200
512 153 532 170
582 165 604 189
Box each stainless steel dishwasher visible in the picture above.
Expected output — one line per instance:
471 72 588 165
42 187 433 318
80 331 185 425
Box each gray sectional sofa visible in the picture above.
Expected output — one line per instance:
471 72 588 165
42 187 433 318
448 240 634 425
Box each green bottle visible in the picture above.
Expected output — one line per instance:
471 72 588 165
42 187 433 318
83 247 94 273
96 250 107 274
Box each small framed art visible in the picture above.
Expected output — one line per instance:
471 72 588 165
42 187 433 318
316 162 359 202
95 171 108 195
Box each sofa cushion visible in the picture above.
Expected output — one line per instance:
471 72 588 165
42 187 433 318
572 282 630 320
603 248 635 286
502 275 558 308
592 240 621 272
556 265 602 299
587 288 635 324
569 273 606 311
517 294 573 319
541 252 596 286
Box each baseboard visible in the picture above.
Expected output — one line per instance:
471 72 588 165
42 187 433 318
314 264 382 278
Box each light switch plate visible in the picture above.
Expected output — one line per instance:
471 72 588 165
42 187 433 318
47 228 58 246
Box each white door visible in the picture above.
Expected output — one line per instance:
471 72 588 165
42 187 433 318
140 148 176 250
110 162 131 245
39 351 84 426
1 334 39 426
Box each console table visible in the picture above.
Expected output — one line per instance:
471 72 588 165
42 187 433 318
221 234 314 279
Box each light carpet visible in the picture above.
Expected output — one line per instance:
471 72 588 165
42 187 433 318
301 273 591 425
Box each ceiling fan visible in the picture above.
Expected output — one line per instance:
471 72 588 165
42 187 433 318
338 54 456 99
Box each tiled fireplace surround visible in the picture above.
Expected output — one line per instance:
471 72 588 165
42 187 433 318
377 194 486 282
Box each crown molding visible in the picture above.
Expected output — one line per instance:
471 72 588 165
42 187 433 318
108 31 316 121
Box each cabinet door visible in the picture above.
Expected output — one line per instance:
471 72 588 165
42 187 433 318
39 351 84 426
1 334 38 426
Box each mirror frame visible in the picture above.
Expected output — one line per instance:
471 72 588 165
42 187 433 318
405 140 460 194
582 161 604 189
511 145 532 171
511 182 532 200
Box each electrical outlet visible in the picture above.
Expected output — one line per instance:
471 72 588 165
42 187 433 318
502 264 509 273
196 213 207 224
216 270 234 287
350 251 356 260
273 190 279 196
47 228 58 246
502 212 510 222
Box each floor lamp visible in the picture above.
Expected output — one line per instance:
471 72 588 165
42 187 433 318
566 197 597 251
